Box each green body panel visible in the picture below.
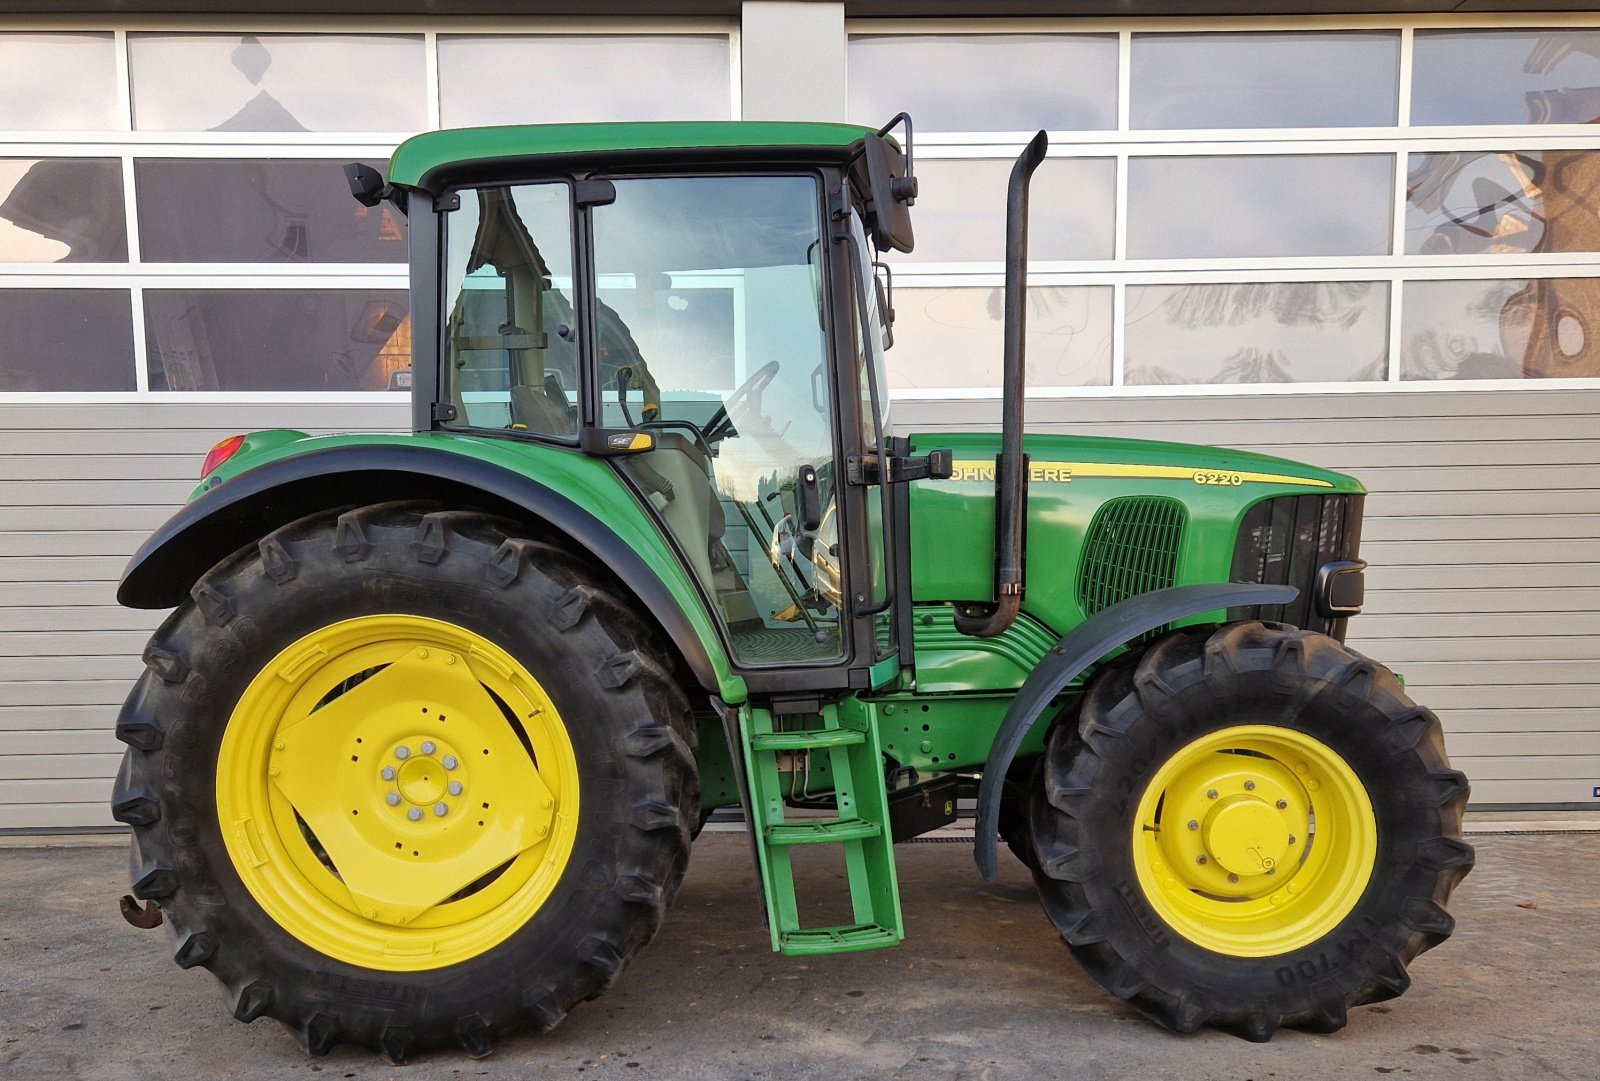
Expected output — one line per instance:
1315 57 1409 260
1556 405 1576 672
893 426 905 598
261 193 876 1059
906 430 1363 639
388 121 876 189
196 429 747 704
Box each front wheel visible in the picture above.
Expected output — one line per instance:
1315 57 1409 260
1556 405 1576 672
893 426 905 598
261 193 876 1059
112 503 698 1060
1028 622 1473 1041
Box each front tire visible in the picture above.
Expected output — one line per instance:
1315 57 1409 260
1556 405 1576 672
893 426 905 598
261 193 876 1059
111 503 698 1060
1028 622 1473 1041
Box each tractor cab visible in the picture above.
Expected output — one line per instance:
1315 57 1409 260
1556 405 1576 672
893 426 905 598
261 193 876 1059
384 120 929 690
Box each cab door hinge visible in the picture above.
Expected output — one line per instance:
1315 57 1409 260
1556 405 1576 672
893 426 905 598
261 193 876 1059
846 449 953 486
431 402 458 423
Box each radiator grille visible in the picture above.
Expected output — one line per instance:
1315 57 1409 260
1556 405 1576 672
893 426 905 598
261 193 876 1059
1078 497 1187 617
1228 493 1364 640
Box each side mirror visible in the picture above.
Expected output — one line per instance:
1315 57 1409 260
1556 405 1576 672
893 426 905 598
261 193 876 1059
861 133 916 254
873 259 895 351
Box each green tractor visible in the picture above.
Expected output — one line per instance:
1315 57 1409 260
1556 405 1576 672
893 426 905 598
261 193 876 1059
111 117 1472 1059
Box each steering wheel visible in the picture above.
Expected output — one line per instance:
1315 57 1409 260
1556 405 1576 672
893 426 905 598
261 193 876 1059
703 360 781 444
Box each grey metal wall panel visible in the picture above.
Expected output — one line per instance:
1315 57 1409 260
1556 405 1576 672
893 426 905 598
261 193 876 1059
3 386 1595 824
898 387 1600 809
0 400 407 830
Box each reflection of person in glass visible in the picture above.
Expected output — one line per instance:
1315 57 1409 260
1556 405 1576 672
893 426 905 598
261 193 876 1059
210 35 308 133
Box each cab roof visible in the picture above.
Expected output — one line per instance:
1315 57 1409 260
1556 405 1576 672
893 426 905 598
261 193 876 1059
387 120 876 191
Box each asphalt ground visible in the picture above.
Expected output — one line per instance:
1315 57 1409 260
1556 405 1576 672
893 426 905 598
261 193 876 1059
2 830 1596 1081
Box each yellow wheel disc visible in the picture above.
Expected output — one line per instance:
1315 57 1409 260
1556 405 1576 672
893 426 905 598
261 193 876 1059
216 614 579 971
1131 724 1376 957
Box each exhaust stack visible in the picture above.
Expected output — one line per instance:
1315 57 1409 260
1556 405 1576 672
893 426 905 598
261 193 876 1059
952 130 1049 638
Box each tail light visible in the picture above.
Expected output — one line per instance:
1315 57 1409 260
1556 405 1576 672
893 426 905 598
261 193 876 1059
201 434 246 479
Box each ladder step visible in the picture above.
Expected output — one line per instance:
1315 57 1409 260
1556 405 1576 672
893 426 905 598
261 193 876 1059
779 923 901 956
749 728 865 752
766 819 882 846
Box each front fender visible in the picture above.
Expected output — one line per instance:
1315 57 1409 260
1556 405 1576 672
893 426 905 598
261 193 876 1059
117 441 742 702
974 582 1298 882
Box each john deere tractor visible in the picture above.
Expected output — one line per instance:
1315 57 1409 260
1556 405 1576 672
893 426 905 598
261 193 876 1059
111 117 1473 1059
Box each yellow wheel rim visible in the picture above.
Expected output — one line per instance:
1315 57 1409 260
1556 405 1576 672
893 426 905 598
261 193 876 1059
217 614 579 972
1131 724 1376 957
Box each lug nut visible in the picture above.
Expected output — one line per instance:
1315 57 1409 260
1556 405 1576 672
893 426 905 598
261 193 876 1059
1276 799 1288 809
1267 868 1277 876
1187 820 1199 831
1196 855 1208 865
1228 873 1240 884
395 745 411 760
1288 835 1297 845
421 741 436 755
386 793 402 807
381 766 396 781
1244 780 1256 791
434 802 448 817
407 807 423 821
1206 789 1219 800
443 755 458 770
448 781 464 796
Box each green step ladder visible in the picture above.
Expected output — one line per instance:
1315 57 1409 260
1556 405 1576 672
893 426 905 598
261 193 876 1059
738 701 904 956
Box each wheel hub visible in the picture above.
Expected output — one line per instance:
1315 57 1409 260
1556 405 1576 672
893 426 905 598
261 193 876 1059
1203 796 1291 878
391 742 462 811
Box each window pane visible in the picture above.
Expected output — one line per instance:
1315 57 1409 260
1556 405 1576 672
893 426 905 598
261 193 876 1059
592 175 845 666
0 159 126 262
1128 155 1393 259
904 158 1114 262
135 159 403 263
145 289 410 390
1414 30 1600 126
1406 149 1600 256
1402 278 1600 379
0 290 134 390
0 33 119 130
129 34 425 132
887 286 1112 389
1131 32 1398 129
1125 282 1389 385
443 184 577 435
848 35 1117 132
439 36 730 126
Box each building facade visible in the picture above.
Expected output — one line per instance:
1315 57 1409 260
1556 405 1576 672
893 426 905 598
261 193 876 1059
3 3 1598 828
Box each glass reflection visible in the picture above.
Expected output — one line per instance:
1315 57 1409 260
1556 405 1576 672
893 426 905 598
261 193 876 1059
848 35 1117 132
439 36 730 126
1125 282 1389 385
0 290 134 391
1407 150 1600 255
886 286 1112 389
0 159 126 262
1132 31 1399 129
145 290 410 391
1403 278 1600 379
136 159 404 263
1413 30 1600 125
903 158 1115 263
129 34 425 132
0 33 119 130
1128 155 1393 259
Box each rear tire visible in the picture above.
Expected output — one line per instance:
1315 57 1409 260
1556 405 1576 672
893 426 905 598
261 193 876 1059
112 502 698 1060
1027 622 1473 1041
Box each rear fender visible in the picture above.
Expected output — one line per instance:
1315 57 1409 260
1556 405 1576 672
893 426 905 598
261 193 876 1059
117 442 739 701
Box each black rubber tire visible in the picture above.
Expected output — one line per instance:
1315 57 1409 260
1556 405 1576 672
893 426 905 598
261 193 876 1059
111 502 699 1061
996 755 1042 873
1027 621 1474 1042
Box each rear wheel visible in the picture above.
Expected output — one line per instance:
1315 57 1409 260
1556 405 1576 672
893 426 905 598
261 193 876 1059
1027 622 1473 1041
112 503 698 1060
